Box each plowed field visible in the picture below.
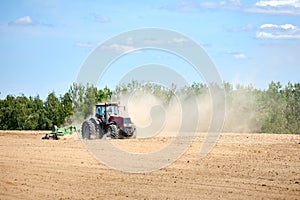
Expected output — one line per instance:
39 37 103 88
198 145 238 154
1 131 299 199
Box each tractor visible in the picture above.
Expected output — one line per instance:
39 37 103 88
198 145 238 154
81 102 136 139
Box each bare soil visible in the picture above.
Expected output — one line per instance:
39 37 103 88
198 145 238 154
0 131 299 199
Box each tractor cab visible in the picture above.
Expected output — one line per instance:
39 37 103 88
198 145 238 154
95 102 119 123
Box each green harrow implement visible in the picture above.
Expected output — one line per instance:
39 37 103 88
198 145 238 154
42 125 77 140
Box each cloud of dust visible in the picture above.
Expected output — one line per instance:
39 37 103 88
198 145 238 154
118 90 209 137
117 86 262 136
222 89 262 133
118 91 181 138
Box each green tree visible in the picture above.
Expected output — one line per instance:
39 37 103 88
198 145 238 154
261 81 288 133
284 82 300 133
44 92 64 128
69 83 112 120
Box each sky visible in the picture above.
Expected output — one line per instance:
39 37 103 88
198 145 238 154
0 0 300 99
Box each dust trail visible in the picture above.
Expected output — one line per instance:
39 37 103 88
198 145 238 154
222 88 262 133
117 90 205 137
118 91 181 138
116 86 261 136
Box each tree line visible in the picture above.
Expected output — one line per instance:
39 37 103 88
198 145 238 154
0 83 111 130
0 81 299 133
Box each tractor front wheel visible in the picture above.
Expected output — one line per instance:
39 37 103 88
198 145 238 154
108 124 119 139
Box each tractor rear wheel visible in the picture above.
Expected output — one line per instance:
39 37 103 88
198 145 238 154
81 120 95 139
89 118 104 139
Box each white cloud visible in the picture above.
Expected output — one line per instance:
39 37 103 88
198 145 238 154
111 44 134 52
162 0 201 12
255 0 300 7
98 37 191 54
225 52 247 59
200 0 241 9
232 53 247 59
163 0 241 12
230 24 255 32
7 16 53 27
166 0 300 15
260 23 296 29
9 16 33 26
248 0 300 15
90 13 111 23
101 43 135 53
281 24 297 29
163 0 300 15
168 37 188 45
75 42 95 48
126 37 133 45
95 16 111 23
260 24 279 29
257 23 300 39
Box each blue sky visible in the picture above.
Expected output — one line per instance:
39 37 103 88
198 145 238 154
0 0 300 99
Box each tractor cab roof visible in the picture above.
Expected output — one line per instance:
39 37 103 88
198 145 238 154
96 102 119 106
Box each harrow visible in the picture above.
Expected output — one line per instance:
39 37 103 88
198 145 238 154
42 125 77 140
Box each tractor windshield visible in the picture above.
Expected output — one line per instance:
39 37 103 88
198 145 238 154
107 105 118 116
96 104 119 119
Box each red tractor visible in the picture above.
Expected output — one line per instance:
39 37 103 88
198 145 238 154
81 102 136 139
